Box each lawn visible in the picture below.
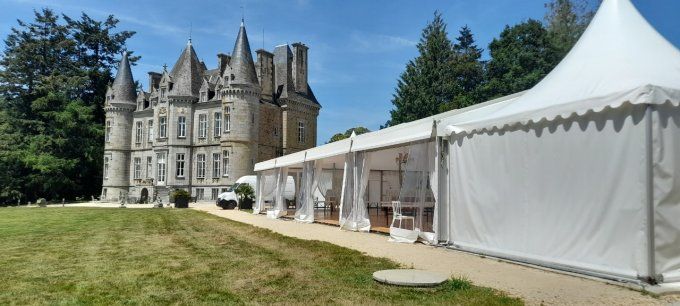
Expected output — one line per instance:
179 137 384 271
0 207 521 305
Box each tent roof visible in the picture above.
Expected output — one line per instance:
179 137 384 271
439 0 680 136
253 92 523 172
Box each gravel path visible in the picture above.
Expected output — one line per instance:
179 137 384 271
193 204 680 305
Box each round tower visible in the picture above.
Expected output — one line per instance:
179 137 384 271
102 52 137 201
222 20 261 184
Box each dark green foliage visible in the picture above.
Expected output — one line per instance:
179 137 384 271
171 189 191 201
235 183 255 202
328 126 370 143
0 8 136 205
387 11 457 127
479 19 560 100
545 0 596 59
440 25 485 112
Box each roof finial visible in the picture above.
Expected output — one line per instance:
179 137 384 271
188 22 192 45
162 63 168 72
240 3 245 26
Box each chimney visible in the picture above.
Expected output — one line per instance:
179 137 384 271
217 53 231 76
292 42 308 94
256 49 275 99
148 72 162 91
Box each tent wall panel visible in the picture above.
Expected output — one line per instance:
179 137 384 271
447 107 648 280
653 104 680 281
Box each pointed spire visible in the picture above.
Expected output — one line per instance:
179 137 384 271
229 21 259 86
111 51 137 103
169 41 205 96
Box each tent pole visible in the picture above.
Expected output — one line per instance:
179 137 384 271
644 104 657 283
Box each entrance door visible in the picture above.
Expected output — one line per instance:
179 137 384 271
140 188 149 204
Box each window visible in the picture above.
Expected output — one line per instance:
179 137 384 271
198 114 207 138
157 153 166 183
197 154 206 178
135 121 143 144
146 156 153 178
224 107 231 132
251 114 254 124
176 153 185 177
298 121 305 143
134 157 141 179
105 121 112 142
102 188 107 199
214 112 221 137
200 91 207 102
212 153 221 178
222 150 230 177
211 188 219 201
159 116 167 138
161 87 167 99
177 116 186 138
196 188 204 200
273 127 278 136
148 120 153 142
103 157 109 179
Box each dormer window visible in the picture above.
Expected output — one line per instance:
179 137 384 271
160 87 167 99
230 74 235 81
200 91 207 102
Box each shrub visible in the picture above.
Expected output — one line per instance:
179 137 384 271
235 184 254 202
171 189 191 201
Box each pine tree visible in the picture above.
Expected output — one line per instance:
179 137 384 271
440 25 485 111
386 11 456 127
0 8 136 204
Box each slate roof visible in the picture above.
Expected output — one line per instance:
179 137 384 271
111 51 137 103
169 40 205 97
228 20 259 86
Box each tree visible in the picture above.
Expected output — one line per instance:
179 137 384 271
480 19 560 100
0 8 136 205
386 11 457 127
440 25 485 112
327 126 370 143
544 0 596 59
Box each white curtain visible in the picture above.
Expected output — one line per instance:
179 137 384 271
268 167 288 219
254 170 277 214
340 151 371 231
390 141 434 243
295 161 321 223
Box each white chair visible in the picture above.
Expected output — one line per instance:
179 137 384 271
390 201 414 230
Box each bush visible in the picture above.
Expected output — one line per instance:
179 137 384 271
171 189 191 201
235 184 254 202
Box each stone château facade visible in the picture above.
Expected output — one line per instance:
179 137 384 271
101 21 320 203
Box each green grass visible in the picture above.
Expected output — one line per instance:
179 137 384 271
0 207 522 305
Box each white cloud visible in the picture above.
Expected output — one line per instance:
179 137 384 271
349 32 417 53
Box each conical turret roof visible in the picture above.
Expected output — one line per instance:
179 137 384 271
169 40 205 97
229 20 259 86
111 51 137 103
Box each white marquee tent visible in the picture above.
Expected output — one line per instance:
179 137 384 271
252 0 680 285
437 0 680 283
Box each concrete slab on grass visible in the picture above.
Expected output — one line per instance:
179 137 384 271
373 269 447 287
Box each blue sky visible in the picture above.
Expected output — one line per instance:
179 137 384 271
1 0 679 144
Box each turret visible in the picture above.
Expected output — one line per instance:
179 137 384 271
222 20 262 180
102 52 137 201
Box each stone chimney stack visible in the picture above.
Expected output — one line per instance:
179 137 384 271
256 49 275 99
292 42 308 94
148 72 162 91
217 53 231 76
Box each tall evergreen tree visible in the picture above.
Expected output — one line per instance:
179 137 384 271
480 19 560 100
440 25 484 111
327 126 370 143
386 11 456 127
0 8 136 205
